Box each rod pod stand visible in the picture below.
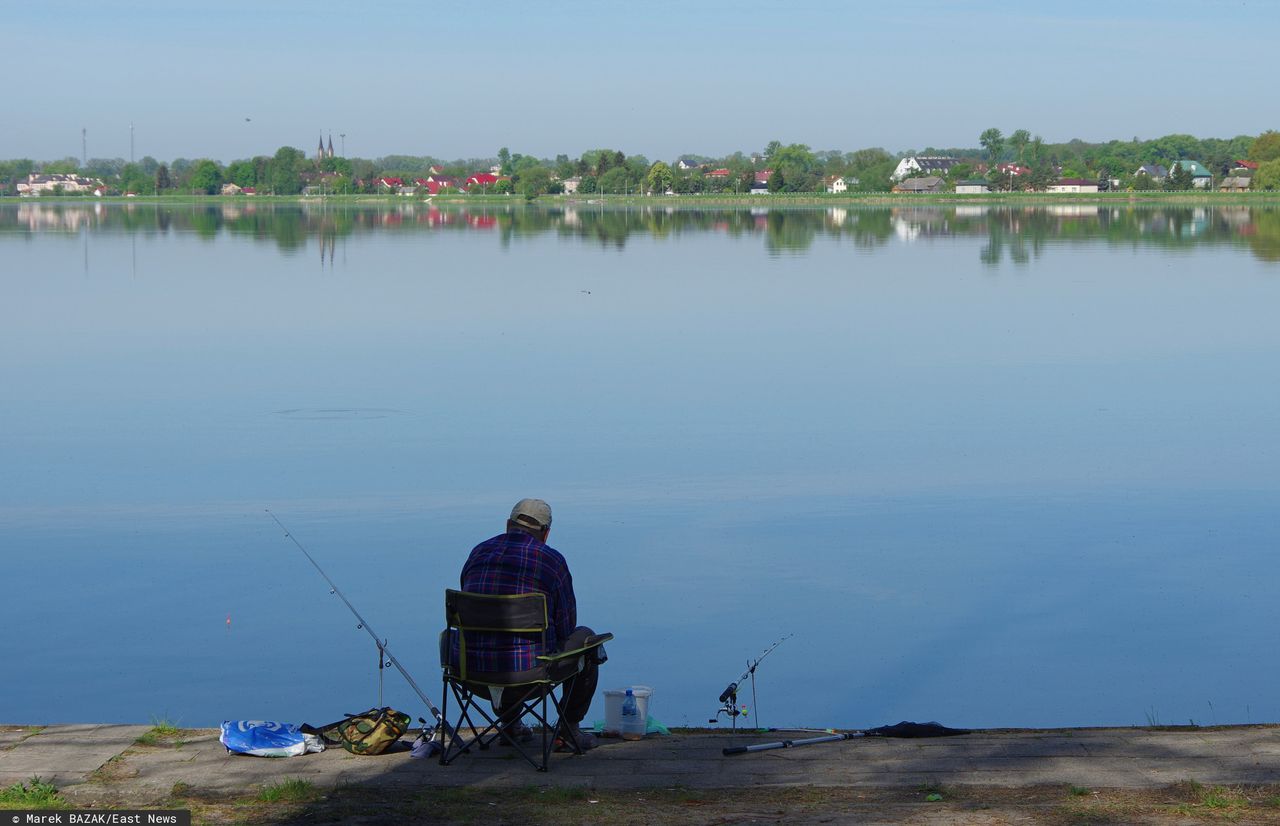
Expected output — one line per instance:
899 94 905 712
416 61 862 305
710 634 791 731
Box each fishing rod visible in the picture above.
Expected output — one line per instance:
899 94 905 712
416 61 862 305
723 731 861 756
710 634 792 731
266 510 452 739
723 721 970 755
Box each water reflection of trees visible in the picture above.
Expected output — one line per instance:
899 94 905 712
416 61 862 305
2 202 1278 264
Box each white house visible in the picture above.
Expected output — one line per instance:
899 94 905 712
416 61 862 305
1046 178 1099 193
676 158 700 171
891 156 960 181
826 176 858 194
563 176 581 195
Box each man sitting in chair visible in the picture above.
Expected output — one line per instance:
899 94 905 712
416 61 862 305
457 498 605 751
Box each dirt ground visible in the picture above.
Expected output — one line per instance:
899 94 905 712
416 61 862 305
43 780 1280 825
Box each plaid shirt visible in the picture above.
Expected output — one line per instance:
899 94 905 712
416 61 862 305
454 530 577 674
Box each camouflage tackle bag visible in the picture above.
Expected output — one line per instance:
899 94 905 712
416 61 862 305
309 707 412 755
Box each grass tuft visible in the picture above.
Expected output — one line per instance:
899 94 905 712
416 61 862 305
135 715 185 747
257 778 318 803
0 777 67 809
1200 785 1247 810
1068 785 1091 796
1169 782 1250 815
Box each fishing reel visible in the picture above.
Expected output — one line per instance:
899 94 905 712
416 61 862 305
710 688 748 725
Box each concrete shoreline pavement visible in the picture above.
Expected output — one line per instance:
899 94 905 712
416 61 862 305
1 723 1277 805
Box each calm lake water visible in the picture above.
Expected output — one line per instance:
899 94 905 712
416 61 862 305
3 201 1278 731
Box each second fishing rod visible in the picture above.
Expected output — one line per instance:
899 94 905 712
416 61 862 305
710 634 792 730
266 509 453 739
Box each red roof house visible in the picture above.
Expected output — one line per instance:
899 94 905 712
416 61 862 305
421 175 459 195
465 172 499 189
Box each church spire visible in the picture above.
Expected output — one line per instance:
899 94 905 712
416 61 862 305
327 133 334 159
317 132 325 161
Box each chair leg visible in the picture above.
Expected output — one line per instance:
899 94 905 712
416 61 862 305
440 681 505 766
548 674 579 755
440 679 586 772
438 678 450 766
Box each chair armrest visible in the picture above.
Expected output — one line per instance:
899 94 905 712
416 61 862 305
537 632 613 663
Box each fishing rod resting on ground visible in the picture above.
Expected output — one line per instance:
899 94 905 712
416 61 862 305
710 634 792 731
723 721 971 756
266 509 453 739
723 730 861 755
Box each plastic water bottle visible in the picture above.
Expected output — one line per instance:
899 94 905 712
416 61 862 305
620 688 642 740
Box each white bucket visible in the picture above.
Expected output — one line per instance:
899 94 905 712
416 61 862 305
602 686 653 736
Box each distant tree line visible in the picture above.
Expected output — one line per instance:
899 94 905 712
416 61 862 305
3 130 1279 197
970 127 1280 191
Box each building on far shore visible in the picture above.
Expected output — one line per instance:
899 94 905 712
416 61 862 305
954 179 990 194
826 175 857 194
16 173 104 196
1218 176 1252 192
1171 160 1213 188
892 176 945 194
1046 178 1099 193
1135 164 1168 182
892 156 960 181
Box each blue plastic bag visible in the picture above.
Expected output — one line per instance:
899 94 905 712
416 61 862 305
220 720 323 757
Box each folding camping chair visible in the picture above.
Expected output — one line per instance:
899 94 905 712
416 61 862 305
438 588 612 772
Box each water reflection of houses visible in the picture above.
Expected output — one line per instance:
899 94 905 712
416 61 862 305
891 208 950 241
1135 207 1209 239
3 204 1277 263
1044 205 1101 218
467 211 498 229
15 203 98 232
424 206 457 226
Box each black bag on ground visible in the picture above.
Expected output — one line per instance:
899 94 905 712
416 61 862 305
863 720 970 738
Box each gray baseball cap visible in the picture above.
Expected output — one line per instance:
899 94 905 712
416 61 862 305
510 498 552 531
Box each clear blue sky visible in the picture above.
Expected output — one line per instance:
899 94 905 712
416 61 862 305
5 0 1277 164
